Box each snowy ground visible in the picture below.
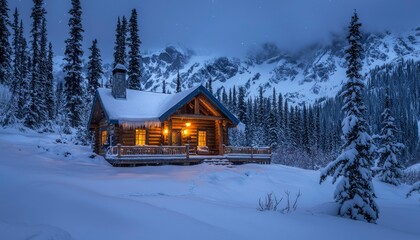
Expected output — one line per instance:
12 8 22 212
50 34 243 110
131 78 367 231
0 128 419 240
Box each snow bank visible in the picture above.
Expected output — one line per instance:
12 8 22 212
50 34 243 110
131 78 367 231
0 128 419 240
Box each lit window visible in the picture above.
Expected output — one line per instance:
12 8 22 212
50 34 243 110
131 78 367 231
135 129 146 145
198 131 207 146
101 130 108 145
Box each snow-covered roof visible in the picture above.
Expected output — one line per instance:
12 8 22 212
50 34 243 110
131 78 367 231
94 85 239 128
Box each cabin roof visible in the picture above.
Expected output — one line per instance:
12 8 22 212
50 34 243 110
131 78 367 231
93 85 239 127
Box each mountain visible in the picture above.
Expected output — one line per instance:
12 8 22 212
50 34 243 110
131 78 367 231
53 28 420 104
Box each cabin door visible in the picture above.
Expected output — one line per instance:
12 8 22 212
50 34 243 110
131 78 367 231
171 130 182 146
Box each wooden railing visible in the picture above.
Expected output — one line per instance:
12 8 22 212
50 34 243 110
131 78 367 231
107 144 189 159
223 145 271 155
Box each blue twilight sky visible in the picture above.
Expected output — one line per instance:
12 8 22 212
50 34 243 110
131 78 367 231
8 0 420 61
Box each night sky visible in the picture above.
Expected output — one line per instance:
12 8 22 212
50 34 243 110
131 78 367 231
9 0 420 61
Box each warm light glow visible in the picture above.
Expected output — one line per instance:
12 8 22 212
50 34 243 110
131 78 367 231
185 122 191 127
183 129 188 135
163 128 168 135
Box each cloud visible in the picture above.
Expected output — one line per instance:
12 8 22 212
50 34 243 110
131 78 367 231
9 0 420 60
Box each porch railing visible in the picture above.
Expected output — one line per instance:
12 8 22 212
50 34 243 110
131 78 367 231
107 144 189 159
223 145 271 155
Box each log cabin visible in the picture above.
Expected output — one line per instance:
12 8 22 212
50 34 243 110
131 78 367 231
88 64 271 166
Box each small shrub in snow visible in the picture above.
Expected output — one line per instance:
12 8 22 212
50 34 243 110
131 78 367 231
257 192 282 211
257 190 302 213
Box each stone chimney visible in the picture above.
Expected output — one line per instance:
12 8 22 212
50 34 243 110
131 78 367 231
112 63 127 99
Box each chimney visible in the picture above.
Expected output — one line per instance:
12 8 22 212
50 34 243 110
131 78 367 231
112 63 127 99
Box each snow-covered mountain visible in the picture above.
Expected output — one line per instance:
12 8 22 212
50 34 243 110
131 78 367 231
53 28 420 104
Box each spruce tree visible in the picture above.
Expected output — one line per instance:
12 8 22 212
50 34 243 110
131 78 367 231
162 79 166 93
176 70 181 92
46 42 55 120
113 17 122 67
208 77 213 94
87 39 103 100
237 86 246 122
268 88 278 149
0 0 11 85
127 9 141 90
63 0 84 128
2 7 19 125
320 11 379 223
376 94 404 185
17 20 29 120
25 0 46 129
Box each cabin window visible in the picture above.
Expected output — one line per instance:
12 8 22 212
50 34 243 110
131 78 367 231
101 130 108 145
198 130 207 146
135 129 147 145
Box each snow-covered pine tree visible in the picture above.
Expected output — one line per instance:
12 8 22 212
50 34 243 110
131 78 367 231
46 42 55 120
17 20 30 120
25 0 46 129
38 18 49 124
121 16 127 62
221 88 228 106
237 86 246 122
113 17 122 67
162 79 166 93
320 11 379 223
87 39 103 100
376 94 404 185
1 8 19 125
63 0 84 128
268 88 278 149
0 0 11 85
302 103 310 153
207 77 213 94
283 99 289 143
176 70 181 93
127 9 141 90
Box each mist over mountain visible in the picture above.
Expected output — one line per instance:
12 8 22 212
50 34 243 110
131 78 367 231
52 27 420 104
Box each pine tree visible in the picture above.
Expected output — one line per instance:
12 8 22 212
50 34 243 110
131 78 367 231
376 94 404 185
176 70 181 92
320 11 379 223
207 77 213 94
222 88 228 106
162 79 166 93
46 42 55 120
113 17 121 67
127 9 141 90
1 7 19 125
268 88 278 149
25 0 46 128
38 18 48 123
0 0 11 85
17 20 29 120
63 0 84 128
237 86 246 122
87 39 103 100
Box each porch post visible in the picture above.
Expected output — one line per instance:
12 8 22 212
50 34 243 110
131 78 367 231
217 120 223 155
168 119 172 145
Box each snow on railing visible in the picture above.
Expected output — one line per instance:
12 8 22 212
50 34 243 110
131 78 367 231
106 144 189 159
223 145 271 155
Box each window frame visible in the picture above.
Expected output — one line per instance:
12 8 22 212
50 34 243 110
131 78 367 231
135 128 147 146
197 130 207 147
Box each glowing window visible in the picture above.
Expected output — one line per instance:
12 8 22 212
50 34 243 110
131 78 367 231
198 131 207 146
101 130 108 145
135 129 147 145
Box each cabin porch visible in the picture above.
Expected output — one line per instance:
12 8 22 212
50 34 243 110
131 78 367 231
104 145 272 166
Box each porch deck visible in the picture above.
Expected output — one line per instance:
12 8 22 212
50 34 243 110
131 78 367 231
105 145 271 166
